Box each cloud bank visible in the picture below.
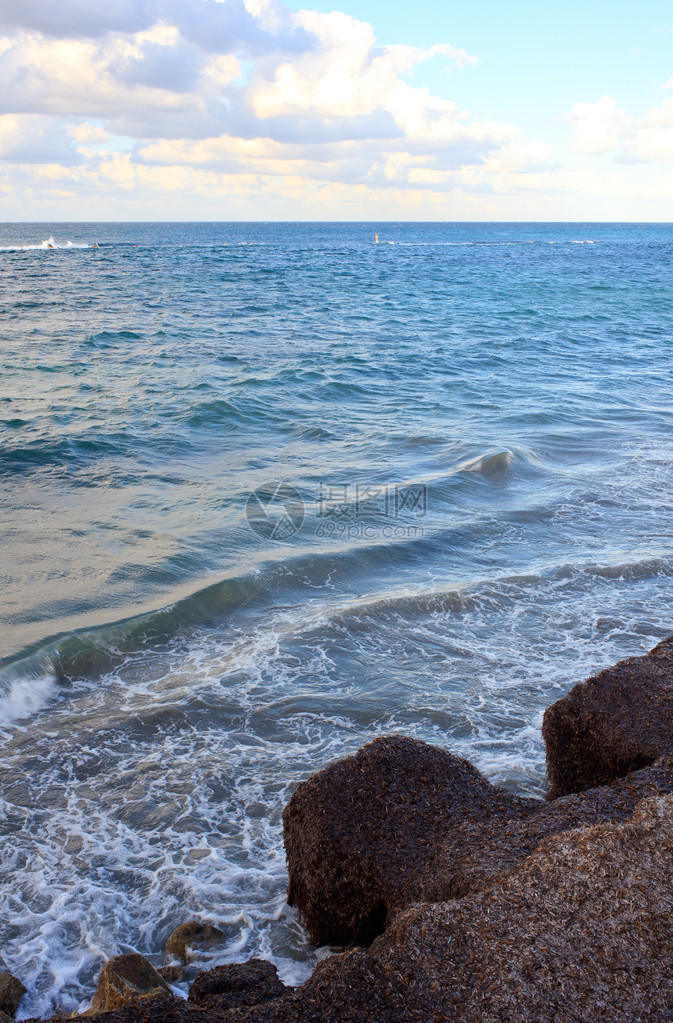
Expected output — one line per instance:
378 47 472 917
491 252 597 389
0 0 671 218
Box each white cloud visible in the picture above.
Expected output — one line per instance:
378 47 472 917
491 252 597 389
0 113 81 163
567 91 673 163
1 0 644 218
567 95 634 153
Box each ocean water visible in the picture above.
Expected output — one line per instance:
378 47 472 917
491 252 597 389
1 221 672 1016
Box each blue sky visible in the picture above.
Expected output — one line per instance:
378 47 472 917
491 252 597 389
0 0 672 219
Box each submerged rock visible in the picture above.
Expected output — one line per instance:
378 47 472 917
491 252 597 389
188 960 284 1012
89 955 171 1014
164 922 226 963
0 974 26 1018
543 636 673 797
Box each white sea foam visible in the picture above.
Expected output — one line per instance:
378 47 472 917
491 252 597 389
0 673 57 725
0 236 91 251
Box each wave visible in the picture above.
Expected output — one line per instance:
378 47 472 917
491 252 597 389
0 674 57 725
2 548 670 719
453 449 514 476
0 236 92 251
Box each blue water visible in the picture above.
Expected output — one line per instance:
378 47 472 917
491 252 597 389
1 221 673 1016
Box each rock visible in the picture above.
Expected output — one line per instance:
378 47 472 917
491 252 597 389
157 966 185 985
0 976 25 1019
283 734 673 947
0 1011 13 1023
283 734 538 945
188 960 284 1012
89 955 171 1014
164 922 226 963
543 636 673 797
0 974 27 1017
44 996 208 1023
212 795 673 1022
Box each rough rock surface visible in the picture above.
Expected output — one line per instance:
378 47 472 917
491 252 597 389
543 636 673 797
188 961 284 1013
283 733 673 946
283 735 538 945
158 966 187 984
0 974 26 1017
89 955 172 1013
165 922 226 962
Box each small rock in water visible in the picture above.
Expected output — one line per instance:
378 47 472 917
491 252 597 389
164 921 226 962
0 974 27 1018
89 954 171 1013
157 966 186 985
188 959 284 1012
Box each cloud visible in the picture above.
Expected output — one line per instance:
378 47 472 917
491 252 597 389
567 96 634 153
0 0 161 39
0 0 565 216
568 92 673 163
0 113 81 163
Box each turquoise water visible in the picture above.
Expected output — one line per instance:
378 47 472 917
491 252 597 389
1 221 673 1015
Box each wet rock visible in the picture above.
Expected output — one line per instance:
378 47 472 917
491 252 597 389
283 734 538 945
221 795 673 1022
0 1011 13 1023
188 960 284 1012
46 996 208 1023
0 974 27 1017
283 733 673 946
164 922 226 963
89 955 171 1014
543 636 673 797
157 966 186 985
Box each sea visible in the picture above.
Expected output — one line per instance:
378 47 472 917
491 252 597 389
1 221 672 1017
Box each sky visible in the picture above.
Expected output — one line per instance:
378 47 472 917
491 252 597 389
0 0 672 220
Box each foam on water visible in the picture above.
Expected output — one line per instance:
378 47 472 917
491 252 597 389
0 236 91 251
0 674 57 725
1 552 672 1019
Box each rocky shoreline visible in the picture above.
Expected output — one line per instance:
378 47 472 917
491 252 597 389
12 636 673 1021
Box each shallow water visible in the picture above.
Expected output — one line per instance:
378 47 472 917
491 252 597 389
1 221 672 1017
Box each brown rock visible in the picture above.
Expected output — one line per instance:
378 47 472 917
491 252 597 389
214 795 673 1022
188 960 284 1012
283 735 538 945
157 967 186 985
543 636 673 797
0 974 26 1018
283 733 673 946
0 1011 14 1023
89 955 171 1014
164 923 226 963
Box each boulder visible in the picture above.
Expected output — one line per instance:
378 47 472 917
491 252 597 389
283 734 673 946
164 922 226 963
218 795 673 1022
157 966 185 985
188 960 284 1012
283 734 538 945
89 955 171 1014
543 636 673 797
0 974 26 1018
